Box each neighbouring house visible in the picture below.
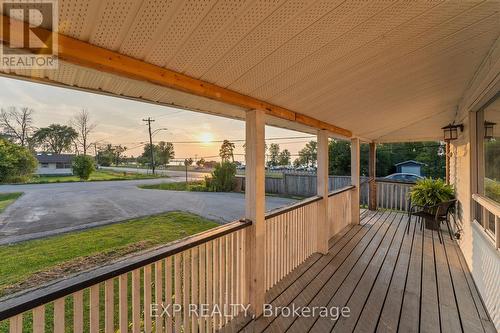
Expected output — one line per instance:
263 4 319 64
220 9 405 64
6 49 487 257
395 160 425 176
35 153 74 175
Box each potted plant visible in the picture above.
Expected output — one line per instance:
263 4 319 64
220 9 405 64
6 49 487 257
409 178 455 230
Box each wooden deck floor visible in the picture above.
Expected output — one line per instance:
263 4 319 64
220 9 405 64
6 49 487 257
237 210 496 333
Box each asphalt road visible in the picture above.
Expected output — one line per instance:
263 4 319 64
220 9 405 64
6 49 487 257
0 174 295 244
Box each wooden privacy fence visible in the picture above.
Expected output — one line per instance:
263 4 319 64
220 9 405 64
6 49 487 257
238 174 369 202
0 185 356 333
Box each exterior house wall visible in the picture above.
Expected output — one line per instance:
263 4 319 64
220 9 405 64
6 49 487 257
450 115 500 329
36 163 73 175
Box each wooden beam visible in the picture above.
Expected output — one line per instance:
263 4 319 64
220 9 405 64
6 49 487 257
0 15 352 137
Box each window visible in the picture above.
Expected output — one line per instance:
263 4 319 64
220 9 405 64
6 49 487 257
56 162 65 169
41 163 49 168
475 99 499 235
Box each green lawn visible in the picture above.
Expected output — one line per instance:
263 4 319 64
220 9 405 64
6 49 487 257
0 211 218 297
0 211 218 332
0 192 22 213
139 180 205 191
28 170 164 184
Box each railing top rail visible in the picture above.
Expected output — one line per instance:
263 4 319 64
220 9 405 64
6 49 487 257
472 193 500 216
375 179 416 186
0 219 251 321
265 195 323 219
328 185 355 197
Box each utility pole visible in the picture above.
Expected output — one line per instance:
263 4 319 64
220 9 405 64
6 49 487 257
142 117 155 175
93 143 98 167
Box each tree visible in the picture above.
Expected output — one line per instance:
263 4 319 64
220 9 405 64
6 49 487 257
0 106 35 148
71 109 96 155
139 142 174 167
208 161 236 192
0 138 37 183
219 140 235 162
157 141 175 166
278 149 291 166
32 124 78 153
72 155 95 180
328 139 351 175
267 143 280 167
196 157 206 168
297 140 317 167
97 145 114 166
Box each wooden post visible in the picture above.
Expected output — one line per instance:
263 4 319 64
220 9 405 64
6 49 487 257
445 142 450 185
368 142 377 210
245 109 266 317
351 138 360 224
316 130 329 254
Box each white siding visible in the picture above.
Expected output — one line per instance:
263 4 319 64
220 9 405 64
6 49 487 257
450 116 500 330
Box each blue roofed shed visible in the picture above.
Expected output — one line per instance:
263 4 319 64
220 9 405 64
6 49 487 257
395 160 425 176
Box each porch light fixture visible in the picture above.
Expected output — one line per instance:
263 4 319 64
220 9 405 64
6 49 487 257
484 121 496 139
441 123 463 141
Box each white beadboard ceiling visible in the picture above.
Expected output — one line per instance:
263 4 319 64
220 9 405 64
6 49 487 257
1 0 499 141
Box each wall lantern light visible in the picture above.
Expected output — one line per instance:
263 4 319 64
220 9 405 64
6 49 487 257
484 121 496 139
441 123 464 141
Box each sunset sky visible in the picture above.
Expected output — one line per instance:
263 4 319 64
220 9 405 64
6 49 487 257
0 76 316 163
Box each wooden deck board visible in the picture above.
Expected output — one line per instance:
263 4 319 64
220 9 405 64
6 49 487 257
235 211 495 333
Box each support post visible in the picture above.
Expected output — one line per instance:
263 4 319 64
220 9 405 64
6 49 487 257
445 142 450 185
316 130 329 254
351 138 360 224
245 109 266 317
368 142 377 210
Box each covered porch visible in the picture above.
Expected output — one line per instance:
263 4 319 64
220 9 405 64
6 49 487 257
1 2 499 332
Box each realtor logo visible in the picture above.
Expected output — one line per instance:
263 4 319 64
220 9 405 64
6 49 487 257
1 0 58 69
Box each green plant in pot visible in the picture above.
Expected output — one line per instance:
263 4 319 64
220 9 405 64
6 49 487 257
409 178 455 230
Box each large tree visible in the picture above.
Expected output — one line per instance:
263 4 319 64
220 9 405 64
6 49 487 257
219 140 235 162
0 106 35 148
71 109 96 155
295 140 317 167
278 149 291 166
267 143 280 167
32 124 78 154
157 141 175 166
139 141 175 167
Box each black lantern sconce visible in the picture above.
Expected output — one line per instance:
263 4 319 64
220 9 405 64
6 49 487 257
441 123 464 141
484 121 496 139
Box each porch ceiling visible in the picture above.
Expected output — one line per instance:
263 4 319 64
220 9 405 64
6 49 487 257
1 1 499 141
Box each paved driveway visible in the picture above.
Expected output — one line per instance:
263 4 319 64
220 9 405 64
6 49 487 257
0 175 295 244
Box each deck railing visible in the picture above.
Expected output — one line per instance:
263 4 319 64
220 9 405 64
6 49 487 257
0 220 251 333
264 196 320 291
0 186 356 332
328 186 354 239
376 180 414 212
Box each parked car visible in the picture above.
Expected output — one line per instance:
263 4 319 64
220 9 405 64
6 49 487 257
384 173 423 183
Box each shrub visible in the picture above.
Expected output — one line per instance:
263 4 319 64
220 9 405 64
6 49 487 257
0 138 37 183
208 162 236 192
409 178 454 207
72 155 95 180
